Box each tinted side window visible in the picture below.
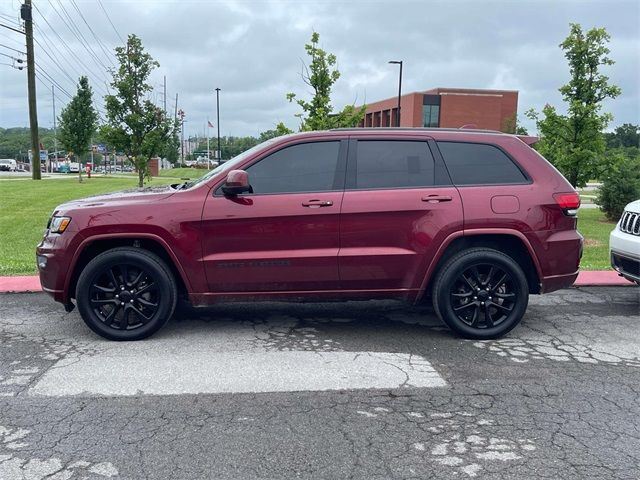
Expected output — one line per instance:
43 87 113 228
246 141 340 194
355 141 434 189
437 141 528 185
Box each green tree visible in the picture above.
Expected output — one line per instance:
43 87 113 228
285 32 365 131
102 34 176 187
527 24 621 187
604 123 639 149
0 127 56 160
502 113 529 135
596 152 640 220
58 76 98 178
163 128 180 165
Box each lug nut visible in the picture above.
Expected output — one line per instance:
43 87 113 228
115 294 119 299
130 300 134 303
121 286 125 290
481 302 485 306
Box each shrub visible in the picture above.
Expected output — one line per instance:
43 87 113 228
596 153 640 220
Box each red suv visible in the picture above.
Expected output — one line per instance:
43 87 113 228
37 128 582 341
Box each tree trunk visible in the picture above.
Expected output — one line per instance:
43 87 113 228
138 166 144 188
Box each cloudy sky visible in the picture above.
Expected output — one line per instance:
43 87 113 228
0 0 638 138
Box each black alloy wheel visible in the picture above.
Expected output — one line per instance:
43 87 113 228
433 248 529 339
76 247 177 340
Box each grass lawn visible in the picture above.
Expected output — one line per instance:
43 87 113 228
159 167 210 180
0 176 174 276
577 208 616 271
0 176 617 275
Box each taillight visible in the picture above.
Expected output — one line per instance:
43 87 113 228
553 192 580 216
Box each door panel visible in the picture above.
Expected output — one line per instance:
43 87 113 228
202 193 343 292
339 188 462 290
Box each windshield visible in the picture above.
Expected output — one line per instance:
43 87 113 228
185 138 281 188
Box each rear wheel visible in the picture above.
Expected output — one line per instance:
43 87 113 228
432 248 529 339
76 247 177 341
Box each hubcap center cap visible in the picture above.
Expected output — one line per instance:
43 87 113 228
119 291 133 302
478 290 489 301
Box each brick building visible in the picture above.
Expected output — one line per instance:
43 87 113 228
359 88 518 132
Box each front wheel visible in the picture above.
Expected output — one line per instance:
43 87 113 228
76 247 177 341
432 248 529 339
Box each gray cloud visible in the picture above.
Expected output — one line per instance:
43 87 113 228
0 0 637 138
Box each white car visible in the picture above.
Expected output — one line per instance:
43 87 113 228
610 199 640 284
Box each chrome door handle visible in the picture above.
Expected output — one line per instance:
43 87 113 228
302 200 333 208
422 195 452 203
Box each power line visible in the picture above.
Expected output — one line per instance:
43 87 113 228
97 0 124 44
0 21 24 35
48 0 110 72
35 64 73 99
0 29 24 48
0 12 19 23
33 37 78 87
32 21 108 98
0 42 24 55
32 3 110 96
0 50 23 62
0 61 22 69
68 0 115 67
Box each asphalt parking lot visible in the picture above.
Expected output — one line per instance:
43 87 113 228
1 286 639 479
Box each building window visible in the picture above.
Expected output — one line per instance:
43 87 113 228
382 110 391 127
423 105 439 127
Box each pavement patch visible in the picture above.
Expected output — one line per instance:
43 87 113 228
29 351 446 396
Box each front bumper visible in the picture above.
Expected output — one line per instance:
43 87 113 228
36 228 82 305
610 226 640 283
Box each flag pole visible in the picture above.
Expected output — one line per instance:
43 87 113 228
207 118 210 170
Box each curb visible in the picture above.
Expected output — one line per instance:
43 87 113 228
0 271 635 294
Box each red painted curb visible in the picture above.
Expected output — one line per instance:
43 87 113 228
574 270 635 286
0 276 42 293
0 271 635 293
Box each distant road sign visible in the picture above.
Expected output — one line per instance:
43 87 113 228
96 144 107 154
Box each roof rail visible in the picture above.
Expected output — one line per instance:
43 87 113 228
330 127 504 134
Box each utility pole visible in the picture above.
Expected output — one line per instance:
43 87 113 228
178 109 185 165
163 75 167 116
22 0 40 179
174 93 178 122
52 85 57 174
215 87 221 163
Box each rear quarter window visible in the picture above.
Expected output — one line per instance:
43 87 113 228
437 141 529 185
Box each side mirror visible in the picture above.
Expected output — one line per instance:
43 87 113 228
221 170 252 196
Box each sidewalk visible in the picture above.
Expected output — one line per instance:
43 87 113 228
0 271 634 293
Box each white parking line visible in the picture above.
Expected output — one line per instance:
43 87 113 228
29 351 446 396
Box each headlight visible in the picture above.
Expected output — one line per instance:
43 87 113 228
49 216 71 233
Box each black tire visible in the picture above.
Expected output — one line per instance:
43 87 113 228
76 247 177 341
432 248 529 339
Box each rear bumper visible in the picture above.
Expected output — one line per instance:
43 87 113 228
528 229 583 293
541 270 580 293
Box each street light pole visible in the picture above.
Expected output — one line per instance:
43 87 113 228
215 87 221 162
388 60 403 127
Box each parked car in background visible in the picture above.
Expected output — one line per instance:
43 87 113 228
0 158 17 171
610 199 640 285
37 128 583 341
